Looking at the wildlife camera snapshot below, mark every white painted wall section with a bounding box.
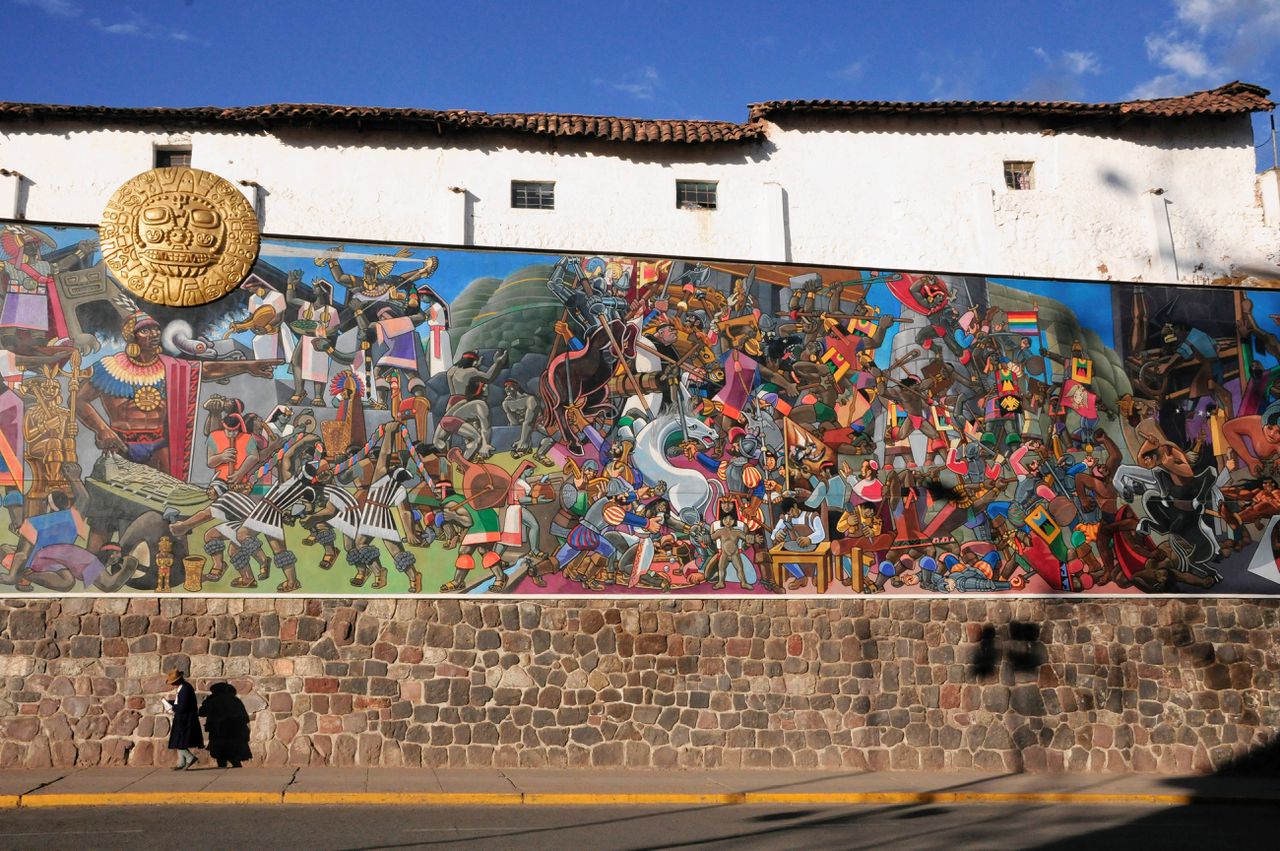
[0,111,1275,284]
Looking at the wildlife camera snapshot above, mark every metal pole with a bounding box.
[1272,114,1278,173]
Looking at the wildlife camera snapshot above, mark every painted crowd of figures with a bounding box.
[3,220,1280,596]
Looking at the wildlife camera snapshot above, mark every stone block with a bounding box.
[674,613,710,637]
[7,609,45,640]
[68,636,101,658]
[1010,684,1045,717]
[634,634,666,655]
[304,677,339,694]
[5,716,40,742]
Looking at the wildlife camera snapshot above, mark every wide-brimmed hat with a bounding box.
[165,670,184,685]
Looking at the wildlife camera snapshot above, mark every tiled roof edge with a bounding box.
[748,81,1273,122]
[0,82,1269,146]
[0,102,761,144]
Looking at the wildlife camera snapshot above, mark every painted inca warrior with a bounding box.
[75,309,199,478]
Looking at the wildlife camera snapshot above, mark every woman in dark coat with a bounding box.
[165,669,203,770]
[199,682,252,768]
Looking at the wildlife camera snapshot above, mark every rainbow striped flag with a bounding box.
[1007,310,1039,337]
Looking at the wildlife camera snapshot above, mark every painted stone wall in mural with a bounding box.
[3,219,1280,597]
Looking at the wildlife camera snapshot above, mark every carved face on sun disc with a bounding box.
[100,167,259,307]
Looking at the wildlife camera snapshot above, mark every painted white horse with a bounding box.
[633,409,719,520]
[622,323,665,417]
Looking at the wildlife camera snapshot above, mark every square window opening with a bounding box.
[512,180,555,210]
[676,180,717,210]
[1004,161,1034,190]
[155,146,192,168]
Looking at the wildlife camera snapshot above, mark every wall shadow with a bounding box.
[970,621,1048,680]
[198,681,253,768]
[1031,737,1280,849]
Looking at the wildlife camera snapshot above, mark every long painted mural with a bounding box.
[3,220,1280,597]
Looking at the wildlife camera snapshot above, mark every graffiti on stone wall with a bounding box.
[3,220,1280,596]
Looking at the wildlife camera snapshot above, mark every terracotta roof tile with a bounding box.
[0,101,761,145]
[749,82,1273,122]
[0,82,1269,147]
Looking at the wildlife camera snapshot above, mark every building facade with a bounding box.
[2,81,1277,282]
[0,84,1279,773]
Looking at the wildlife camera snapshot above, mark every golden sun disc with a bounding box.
[99,167,260,308]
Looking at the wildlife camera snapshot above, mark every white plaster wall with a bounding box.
[0,113,1275,284]
[764,113,1274,283]
[0,123,770,261]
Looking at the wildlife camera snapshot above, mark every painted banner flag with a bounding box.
[714,351,758,419]
[1070,357,1093,384]
[1007,310,1040,336]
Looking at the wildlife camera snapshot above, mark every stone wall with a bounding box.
[0,597,1276,773]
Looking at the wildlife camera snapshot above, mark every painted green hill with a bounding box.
[451,263,562,362]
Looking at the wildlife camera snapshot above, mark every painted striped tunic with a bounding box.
[356,468,413,541]
[209,490,258,542]
[242,465,318,540]
[325,485,361,539]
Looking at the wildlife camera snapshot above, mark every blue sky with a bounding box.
[3,0,1278,169]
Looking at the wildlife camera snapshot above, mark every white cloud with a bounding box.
[1175,0,1222,30]
[1062,50,1103,76]
[1172,0,1274,32]
[13,0,80,17]
[1130,0,1280,98]
[832,60,863,81]
[1024,47,1103,100]
[15,0,199,43]
[91,18,141,36]
[1128,73,1188,99]
[610,66,661,101]
[917,49,988,101]
[87,13,201,44]
[1031,47,1103,77]
[921,71,975,101]
[1145,33,1218,78]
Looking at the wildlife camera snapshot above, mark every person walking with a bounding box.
[164,669,203,770]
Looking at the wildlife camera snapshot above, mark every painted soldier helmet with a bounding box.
[606,478,636,500]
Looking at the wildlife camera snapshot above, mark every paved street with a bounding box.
[2,767,1277,849]
[0,801,1277,850]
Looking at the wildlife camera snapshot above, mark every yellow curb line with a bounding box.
[10,790,1280,808]
[523,793,745,806]
[20,792,282,808]
[742,792,1202,806]
[284,792,522,806]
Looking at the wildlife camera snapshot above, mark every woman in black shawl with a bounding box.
[164,669,203,770]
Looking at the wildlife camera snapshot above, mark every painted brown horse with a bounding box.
[540,319,638,455]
